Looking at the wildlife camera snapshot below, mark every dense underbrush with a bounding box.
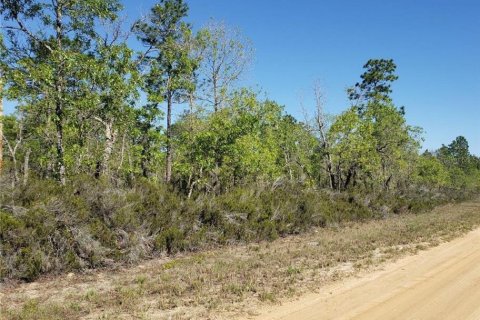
[0,176,476,282]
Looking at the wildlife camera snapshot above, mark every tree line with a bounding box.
[0,0,479,196]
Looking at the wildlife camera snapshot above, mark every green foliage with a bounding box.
[0,2,478,285]
[1,2,476,196]
[429,136,480,189]
[328,107,378,189]
[348,58,399,106]
[328,59,422,192]
[173,91,315,194]
[14,248,43,281]
[415,153,449,188]
[0,0,124,183]
[132,104,165,179]
[155,227,185,254]
[133,0,203,182]
[2,176,470,282]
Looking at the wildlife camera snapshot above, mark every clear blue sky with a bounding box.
[6,0,480,154]
[130,0,479,153]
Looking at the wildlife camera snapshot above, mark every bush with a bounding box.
[14,248,43,281]
[0,176,475,282]
[155,227,185,254]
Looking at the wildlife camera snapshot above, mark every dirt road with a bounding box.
[253,227,480,320]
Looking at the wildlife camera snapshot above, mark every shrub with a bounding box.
[155,227,185,254]
[0,176,475,282]
[14,248,43,281]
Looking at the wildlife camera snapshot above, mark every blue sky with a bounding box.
[6,0,480,154]
[129,0,479,153]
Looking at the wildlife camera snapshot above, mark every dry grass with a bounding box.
[2,199,480,320]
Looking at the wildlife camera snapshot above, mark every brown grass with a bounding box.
[2,199,480,320]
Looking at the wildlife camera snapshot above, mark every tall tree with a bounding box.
[134,0,200,182]
[134,103,164,179]
[348,59,399,111]
[330,59,418,190]
[0,0,121,184]
[328,107,378,190]
[311,82,336,189]
[437,136,472,172]
[0,33,7,175]
[447,136,471,170]
[87,36,140,178]
[198,21,253,112]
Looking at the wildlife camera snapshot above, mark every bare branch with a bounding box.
[10,17,54,53]
[197,20,254,111]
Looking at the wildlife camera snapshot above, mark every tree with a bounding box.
[348,59,399,109]
[198,21,253,112]
[328,107,378,190]
[134,104,164,179]
[134,0,200,182]
[436,136,476,189]
[0,34,4,175]
[1,114,24,186]
[415,152,449,188]
[352,59,417,189]
[446,136,471,171]
[328,59,419,190]
[173,89,314,195]
[86,36,140,178]
[0,0,121,184]
[277,114,316,183]
[309,82,336,189]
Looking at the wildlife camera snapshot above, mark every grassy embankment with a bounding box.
[2,197,480,320]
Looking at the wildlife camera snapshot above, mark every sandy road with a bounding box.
[253,227,480,320]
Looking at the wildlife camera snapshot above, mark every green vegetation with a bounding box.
[0,0,479,282]
[3,199,480,319]
[2,178,473,281]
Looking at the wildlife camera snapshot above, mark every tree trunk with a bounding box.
[117,132,126,175]
[100,120,116,177]
[213,76,219,112]
[384,174,392,190]
[165,93,173,182]
[55,101,66,185]
[5,140,19,188]
[326,158,336,189]
[55,3,66,185]
[314,97,336,190]
[319,133,335,190]
[23,148,31,187]
[284,151,293,180]
[344,169,352,190]
[343,165,357,190]
[188,180,197,199]
[141,137,149,178]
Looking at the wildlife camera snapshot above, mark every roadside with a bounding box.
[2,199,480,320]
[249,220,480,320]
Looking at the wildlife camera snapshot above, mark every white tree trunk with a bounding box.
[101,120,116,177]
